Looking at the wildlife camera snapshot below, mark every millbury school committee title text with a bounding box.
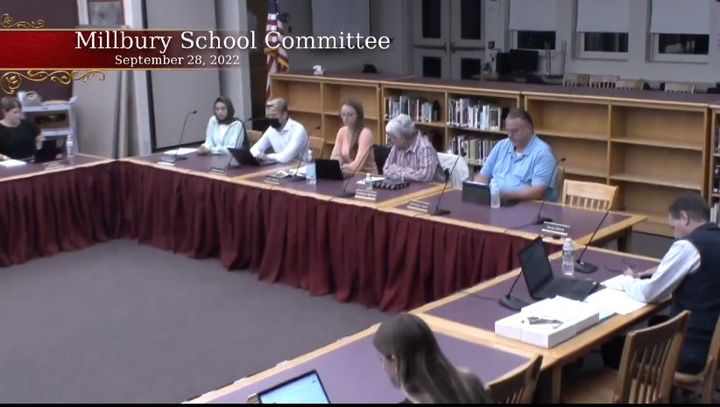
[75,30,392,54]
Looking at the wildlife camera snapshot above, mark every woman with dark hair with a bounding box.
[373,313,492,403]
[329,99,377,174]
[197,96,246,155]
[0,96,42,160]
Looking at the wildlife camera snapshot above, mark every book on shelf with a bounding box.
[712,202,719,225]
[384,96,439,123]
[714,165,720,194]
[446,98,507,131]
[449,135,499,165]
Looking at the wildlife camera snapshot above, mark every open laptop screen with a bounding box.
[518,237,554,296]
[257,370,330,404]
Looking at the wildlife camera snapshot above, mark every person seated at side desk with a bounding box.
[0,96,43,161]
[610,193,720,375]
[373,313,493,403]
[473,108,557,202]
[250,97,308,164]
[383,114,444,183]
[330,99,377,174]
[197,96,246,155]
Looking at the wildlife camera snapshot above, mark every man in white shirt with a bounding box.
[250,98,308,163]
[609,193,720,375]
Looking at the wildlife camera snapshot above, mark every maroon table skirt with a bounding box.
[253,187,553,312]
[3,160,562,312]
[114,161,271,270]
[0,162,120,266]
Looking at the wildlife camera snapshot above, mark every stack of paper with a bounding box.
[0,159,27,168]
[162,147,197,156]
[584,288,647,316]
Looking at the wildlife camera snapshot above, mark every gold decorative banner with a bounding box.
[0,13,45,29]
[0,70,106,95]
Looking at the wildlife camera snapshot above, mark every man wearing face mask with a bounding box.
[249,98,308,164]
[608,192,720,376]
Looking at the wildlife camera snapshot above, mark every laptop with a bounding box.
[34,138,67,163]
[519,237,600,302]
[227,148,276,167]
[461,180,518,207]
[250,370,330,404]
[315,158,351,180]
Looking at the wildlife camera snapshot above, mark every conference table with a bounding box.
[0,154,118,267]
[3,152,646,312]
[413,246,664,402]
[187,318,537,403]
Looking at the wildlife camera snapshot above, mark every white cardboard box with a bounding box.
[494,296,600,348]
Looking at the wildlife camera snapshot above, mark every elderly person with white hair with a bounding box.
[382,114,445,183]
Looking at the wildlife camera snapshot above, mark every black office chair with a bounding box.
[373,145,391,175]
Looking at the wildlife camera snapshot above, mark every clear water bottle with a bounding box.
[562,238,575,277]
[66,135,74,156]
[305,149,316,185]
[364,173,374,191]
[490,178,500,209]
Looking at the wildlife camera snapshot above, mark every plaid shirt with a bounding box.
[383,133,444,183]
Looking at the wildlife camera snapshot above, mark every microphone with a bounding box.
[286,133,311,183]
[166,110,198,164]
[574,208,611,274]
[532,157,566,225]
[430,154,462,216]
[337,144,376,198]
[498,270,531,311]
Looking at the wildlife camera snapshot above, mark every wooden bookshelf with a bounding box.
[271,72,716,236]
[271,72,396,157]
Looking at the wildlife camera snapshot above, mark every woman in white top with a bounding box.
[197,96,246,155]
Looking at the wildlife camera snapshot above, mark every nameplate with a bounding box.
[209,166,229,176]
[264,174,282,185]
[156,160,175,167]
[44,161,69,171]
[406,199,431,214]
[158,155,178,164]
[541,221,570,238]
[354,189,377,202]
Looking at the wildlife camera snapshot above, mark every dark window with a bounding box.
[657,34,709,55]
[516,31,556,50]
[460,0,482,40]
[422,0,441,39]
[422,57,442,78]
[583,32,628,53]
[460,58,482,80]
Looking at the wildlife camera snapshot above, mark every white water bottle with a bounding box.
[305,149,316,185]
[562,238,575,277]
[490,178,500,209]
[66,135,74,156]
[364,173,374,191]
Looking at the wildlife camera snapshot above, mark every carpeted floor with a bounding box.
[0,240,387,403]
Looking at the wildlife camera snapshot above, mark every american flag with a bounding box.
[264,0,289,99]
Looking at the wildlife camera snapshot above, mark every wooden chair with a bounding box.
[563,311,690,403]
[486,355,543,403]
[246,129,263,144]
[308,136,325,159]
[561,180,618,211]
[673,318,720,403]
[614,79,644,91]
[562,73,589,87]
[664,82,696,93]
[589,74,619,89]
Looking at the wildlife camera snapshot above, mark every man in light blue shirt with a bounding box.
[474,108,557,202]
